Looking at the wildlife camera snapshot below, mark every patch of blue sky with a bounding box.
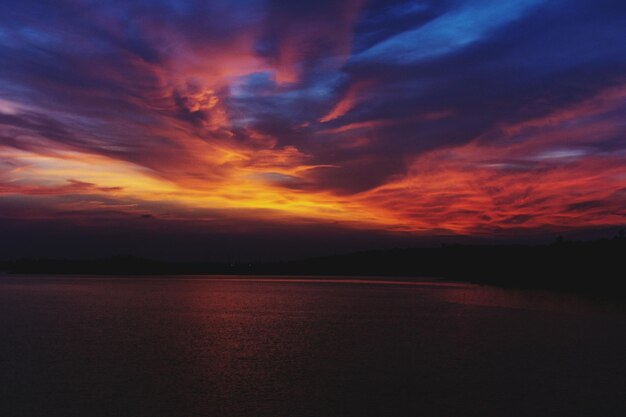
[482,16,626,78]
[387,1,431,17]
[231,70,343,105]
[364,1,430,24]
[18,27,63,48]
[354,0,545,64]
[0,28,21,50]
[260,75,346,123]
[229,71,276,99]
[149,0,265,27]
[156,0,195,15]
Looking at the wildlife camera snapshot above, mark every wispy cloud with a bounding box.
[1,0,626,250]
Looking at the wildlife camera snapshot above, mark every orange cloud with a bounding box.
[320,109,454,134]
[320,80,374,122]
[355,83,626,234]
[3,5,626,243]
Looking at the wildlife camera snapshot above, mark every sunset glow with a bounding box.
[2,0,626,258]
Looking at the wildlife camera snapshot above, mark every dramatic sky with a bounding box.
[1,0,626,259]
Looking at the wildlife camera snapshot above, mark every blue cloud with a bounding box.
[355,0,546,64]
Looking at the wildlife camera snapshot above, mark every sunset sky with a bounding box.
[1,0,626,259]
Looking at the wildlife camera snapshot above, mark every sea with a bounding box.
[2,276,625,417]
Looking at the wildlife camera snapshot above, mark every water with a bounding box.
[1,276,625,417]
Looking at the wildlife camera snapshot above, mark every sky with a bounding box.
[1,0,626,260]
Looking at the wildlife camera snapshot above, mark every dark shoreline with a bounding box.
[2,236,625,298]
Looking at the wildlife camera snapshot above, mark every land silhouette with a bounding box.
[2,233,625,297]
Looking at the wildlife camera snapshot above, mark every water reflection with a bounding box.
[438,283,625,314]
[1,276,625,417]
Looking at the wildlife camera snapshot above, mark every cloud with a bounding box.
[356,82,626,233]
[258,0,364,84]
[319,80,373,122]
[354,0,545,64]
[1,0,626,258]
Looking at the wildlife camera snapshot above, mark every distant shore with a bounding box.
[2,236,625,298]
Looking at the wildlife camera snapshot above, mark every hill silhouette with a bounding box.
[2,233,625,296]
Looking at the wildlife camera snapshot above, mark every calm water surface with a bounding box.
[1,276,625,417]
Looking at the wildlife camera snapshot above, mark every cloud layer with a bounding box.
[2,0,626,256]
